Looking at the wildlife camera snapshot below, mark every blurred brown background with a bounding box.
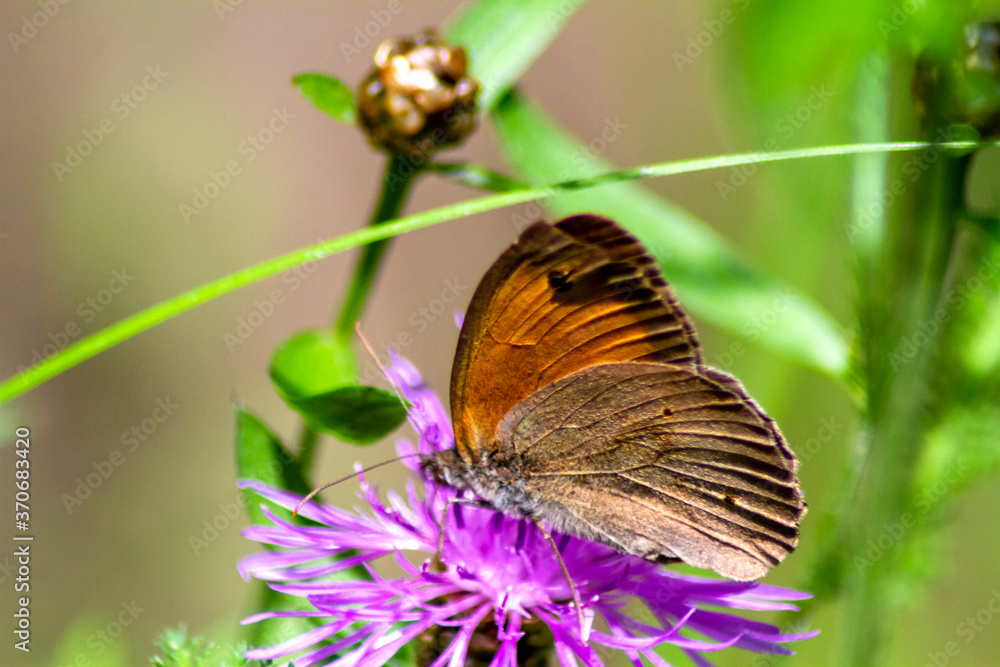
[1,1,998,666]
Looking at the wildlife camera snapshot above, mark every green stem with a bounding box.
[297,424,319,472]
[248,584,282,648]
[334,153,420,344]
[248,154,422,638]
[841,138,970,665]
[780,56,892,647]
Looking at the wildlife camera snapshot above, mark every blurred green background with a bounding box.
[2,1,999,665]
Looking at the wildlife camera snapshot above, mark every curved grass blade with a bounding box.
[2,141,985,402]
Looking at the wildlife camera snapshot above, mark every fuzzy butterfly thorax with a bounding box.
[421,445,535,516]
[433,214,805,581]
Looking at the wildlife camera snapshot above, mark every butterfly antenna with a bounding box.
[533,518,588,645]
[292,324,437,517]
[355,323,408,405]
[292,454,419,516]
[354,322,435,448]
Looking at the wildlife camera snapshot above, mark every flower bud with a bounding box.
[357,30,479,156]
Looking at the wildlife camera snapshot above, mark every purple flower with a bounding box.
[239,354,818,666]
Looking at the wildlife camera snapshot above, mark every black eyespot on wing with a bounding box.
[547,270,572,292]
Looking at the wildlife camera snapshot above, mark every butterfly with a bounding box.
[423,214,805,581]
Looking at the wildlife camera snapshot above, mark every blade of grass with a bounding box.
[446,0,588,111]
[1,140,986,403]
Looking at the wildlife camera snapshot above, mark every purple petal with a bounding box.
[243,620,347,660]
[294,625,373,667]
[239,353,819,666]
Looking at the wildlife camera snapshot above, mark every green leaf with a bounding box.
[870,405,1000,611]
[491,91,849,378]
[235,408,310,525]
[427,161,527,192]
[447,0,588,111]
[964,293,1000,378]
[292,73,355,124]
[292,385,407,445]
[270,329,404,443]
[916,406,1000,499]
[235,412,373,655]
[270,329,356,398]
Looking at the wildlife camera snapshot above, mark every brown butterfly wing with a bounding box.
[494,362,805,580]
[451,215,702,462]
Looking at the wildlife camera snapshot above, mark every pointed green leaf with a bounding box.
[427,161,527,192]
[292,385,407,445]
[293,73,355,124]
[235,408,309,525]
[447,0,588,110]
[491,91,849,377]
[235,414,371,650]
[270,330,404,443]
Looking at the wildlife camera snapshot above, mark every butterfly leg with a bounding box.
[434,495,493,571]
[532,518,588,645]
